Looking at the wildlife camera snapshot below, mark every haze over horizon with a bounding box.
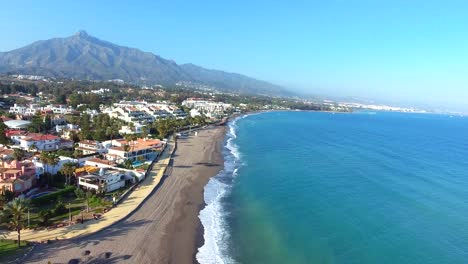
[2,0,468,112]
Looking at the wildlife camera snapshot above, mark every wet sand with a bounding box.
[22,126,225,264]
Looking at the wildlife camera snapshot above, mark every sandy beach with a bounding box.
[21,126,226,264]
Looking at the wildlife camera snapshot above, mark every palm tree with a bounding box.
[124,134,138,153]
[38,209,51,227]
[106,123,119,146]
[73,149,83,158]
[48,152,60,170]
[156,119,169,138]
[39,151,51,175]
[39,152,60,185]
[85,191,93,213]
[60,162,76,185]
[141,125,149,139]
[12,148,26,161]
[48,153,60,185]
[1,198,30,247]
[130,134,138,152]
[128,122,135,133]
[123,144,130,153]
[123,159,133,169]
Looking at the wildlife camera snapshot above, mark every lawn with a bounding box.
[27,196,112,228]
[0,239,29,260]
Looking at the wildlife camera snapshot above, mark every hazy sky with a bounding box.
[2,1,468,111]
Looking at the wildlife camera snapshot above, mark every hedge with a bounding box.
[31,186,76,205]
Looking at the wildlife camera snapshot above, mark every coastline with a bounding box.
[160,125,227,264]
[21,125,227,264]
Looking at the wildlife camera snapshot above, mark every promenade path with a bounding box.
[6,142,174,243]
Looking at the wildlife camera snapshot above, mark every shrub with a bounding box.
[74,188,85,199]
[38,209,52,226]
[54,201,67,215]
[32,186,76,206]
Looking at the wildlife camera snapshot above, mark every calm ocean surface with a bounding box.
[197,111,468,264]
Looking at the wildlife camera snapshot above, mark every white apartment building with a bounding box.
[182,98,232,117]
[75,140,108,155]
[104,106,154,124]
[45,104,75,115]
[9,104,40,116]
[102,101,187,125]
[142,105,170,119]
[9,104,76,116]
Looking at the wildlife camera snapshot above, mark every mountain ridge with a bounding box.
[0,31,292,96]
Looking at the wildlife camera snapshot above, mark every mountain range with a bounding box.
[0,30,291,96]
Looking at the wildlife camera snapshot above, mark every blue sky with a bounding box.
[2,0,468,111]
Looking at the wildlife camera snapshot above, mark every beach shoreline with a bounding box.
[21,125,227,264]
[161,125,226,264]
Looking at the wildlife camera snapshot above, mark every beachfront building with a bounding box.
[77,169,127,193]
[75,140,108,155]
[105,138,164,163]
[85,158,117,168]
[103,101,186,123]
[182,98,232,118]
[142,105,170,119]
[0,160,36,193]
[104,106,154,125]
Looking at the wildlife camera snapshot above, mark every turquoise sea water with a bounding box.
[197,111,468,264]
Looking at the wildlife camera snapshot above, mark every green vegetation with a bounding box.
[0,239,28,259]
[150,116,207,138]
[27,113,53,133]
[59,162,77,186]
[39,151,60,175]
[31,186,75,206]
[0,119,9,145]
[0,198,30,247]
[0,190,14,208]
[12,148,26,161]
[75,113,123,141]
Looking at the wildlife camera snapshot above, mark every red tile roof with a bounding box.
[25,134,60,141]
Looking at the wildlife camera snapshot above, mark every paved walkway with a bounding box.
[6,143,174,242]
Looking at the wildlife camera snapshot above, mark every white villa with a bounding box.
[105,138,164,163]
[75,140,108,155]
[78,169,130,193]
[17,133,61,151]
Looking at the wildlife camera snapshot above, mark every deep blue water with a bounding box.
[197,111,468,264]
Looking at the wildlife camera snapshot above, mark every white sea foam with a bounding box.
[196,117,243,264]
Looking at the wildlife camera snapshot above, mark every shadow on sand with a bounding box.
[25,219,151,263]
